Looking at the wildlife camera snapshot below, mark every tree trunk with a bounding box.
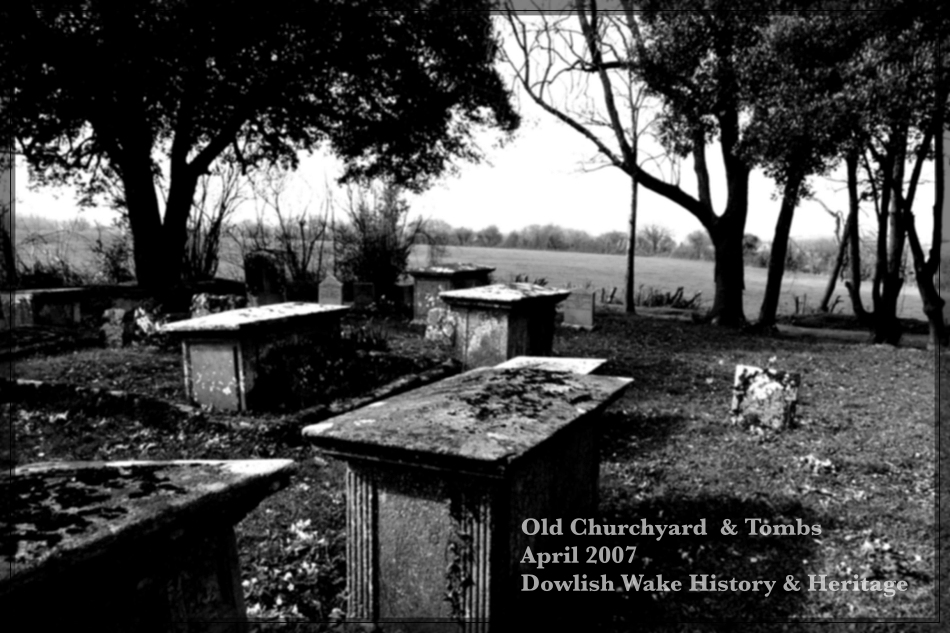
[709,217,747,327]
[123,157,197,293]
[123,165,167,291]
[758,172,804,328]
[819,218,850,313]
[872,133,908,345]
[625,174,637,314]
[843,152,870,322]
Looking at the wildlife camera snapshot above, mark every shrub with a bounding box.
[334,182,441,300]
[90,221,135,283]
[634,285,703,310]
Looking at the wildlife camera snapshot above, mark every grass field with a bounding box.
[412,245,926,320]
[15,224,925,321]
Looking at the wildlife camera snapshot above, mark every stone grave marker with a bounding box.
[407,263,495,322]
[161,302,349,411]
[319,274,344,305]
[494,355,606,374]
[561,289,595,330]
[244,251,286,307]
[1,459,294,631]
[730,364,801,431]
[303,366,632,630]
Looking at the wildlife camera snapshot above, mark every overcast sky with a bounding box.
[13,15,938,246]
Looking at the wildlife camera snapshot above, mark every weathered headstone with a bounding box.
[101,308,130,348]
[407,263,495,322]
[303,367,632,630]
[319,274,344,305]
[0,292,34,329]
[439,283,571,369]
[730,364,801,430]
[561,290,595,330]
[353,282,376,308]
[2,459,294,631]
[244,251,286,307]
[424,307,457,345]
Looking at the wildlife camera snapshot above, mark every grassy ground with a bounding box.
[5,310,936,629]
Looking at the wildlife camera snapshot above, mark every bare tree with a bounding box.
[502,7,676,315]
[240,168,331,288]
[183,157,248,281]
[638,224,675,255]
[503,3,767,326]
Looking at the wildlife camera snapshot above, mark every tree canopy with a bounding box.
[2,1,520,289]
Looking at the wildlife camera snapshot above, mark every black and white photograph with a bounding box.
[1,1,946,630]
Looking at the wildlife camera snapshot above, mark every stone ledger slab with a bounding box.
[1,459,295,632]
[493,356,606,374]
[161,302,349,411]
[439,283,571,370]
[303,366,632,631]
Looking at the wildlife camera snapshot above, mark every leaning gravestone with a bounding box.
[730,364,801,431]
[244,251,286,307]
[561,289,595,330]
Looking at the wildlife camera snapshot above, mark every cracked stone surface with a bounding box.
[1,459,295,591]
[303,367,632,474]
[730,364,801,430]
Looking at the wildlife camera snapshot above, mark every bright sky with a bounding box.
[12,15,937,247]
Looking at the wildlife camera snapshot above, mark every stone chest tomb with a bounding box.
[439,283,571,370]
[161,302,349,411]
[303,366,632,631]
[407,263,495,323]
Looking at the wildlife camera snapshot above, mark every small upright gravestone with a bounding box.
[731,364,801,431]
[319,274,344,305]
[244,251,287,307]
[560,289,595,330]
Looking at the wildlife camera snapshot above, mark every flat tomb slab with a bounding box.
[2,459,294,630]
[439,283,570,308]
[494,356,606,374]
[303,367,631,475]
[161,301,349,335]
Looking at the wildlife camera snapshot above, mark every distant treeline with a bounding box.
[15,213,891,283]
[424,219,890,281]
